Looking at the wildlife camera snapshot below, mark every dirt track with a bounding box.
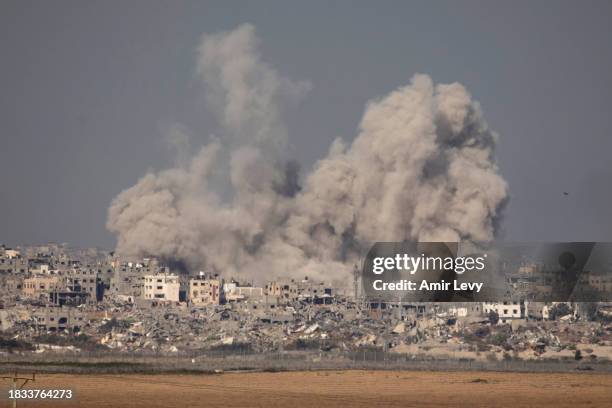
[2,370,611,407]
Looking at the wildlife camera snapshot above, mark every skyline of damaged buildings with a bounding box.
[2,242,611,322]
[0,242,339,310]
[1,242,611,361]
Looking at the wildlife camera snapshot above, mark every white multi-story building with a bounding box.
[143,274,180,302]
[482,300,525,324]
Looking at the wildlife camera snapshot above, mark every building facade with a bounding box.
[189,278,220,305]
[143,274,180,302]
[483,300,525,324]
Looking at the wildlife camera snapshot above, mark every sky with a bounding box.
[1,0,611,249]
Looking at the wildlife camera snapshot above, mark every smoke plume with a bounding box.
[107,24,508,284]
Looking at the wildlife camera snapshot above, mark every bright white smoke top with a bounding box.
[107,24,508,284]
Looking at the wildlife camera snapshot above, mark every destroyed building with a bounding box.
[483,301,526,324]
[33,307,86,333]
[189,276,220,305]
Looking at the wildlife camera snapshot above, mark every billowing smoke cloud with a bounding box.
[196,23,311,155]
[107,24,508,284]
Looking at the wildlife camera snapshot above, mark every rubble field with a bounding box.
[2,300,612,373]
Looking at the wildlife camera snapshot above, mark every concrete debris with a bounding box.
[392,322,405,334]
[0,298,610,363]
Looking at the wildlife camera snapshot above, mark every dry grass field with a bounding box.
[2,370,611,407]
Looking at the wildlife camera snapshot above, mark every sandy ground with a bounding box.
[1,370,611,408]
